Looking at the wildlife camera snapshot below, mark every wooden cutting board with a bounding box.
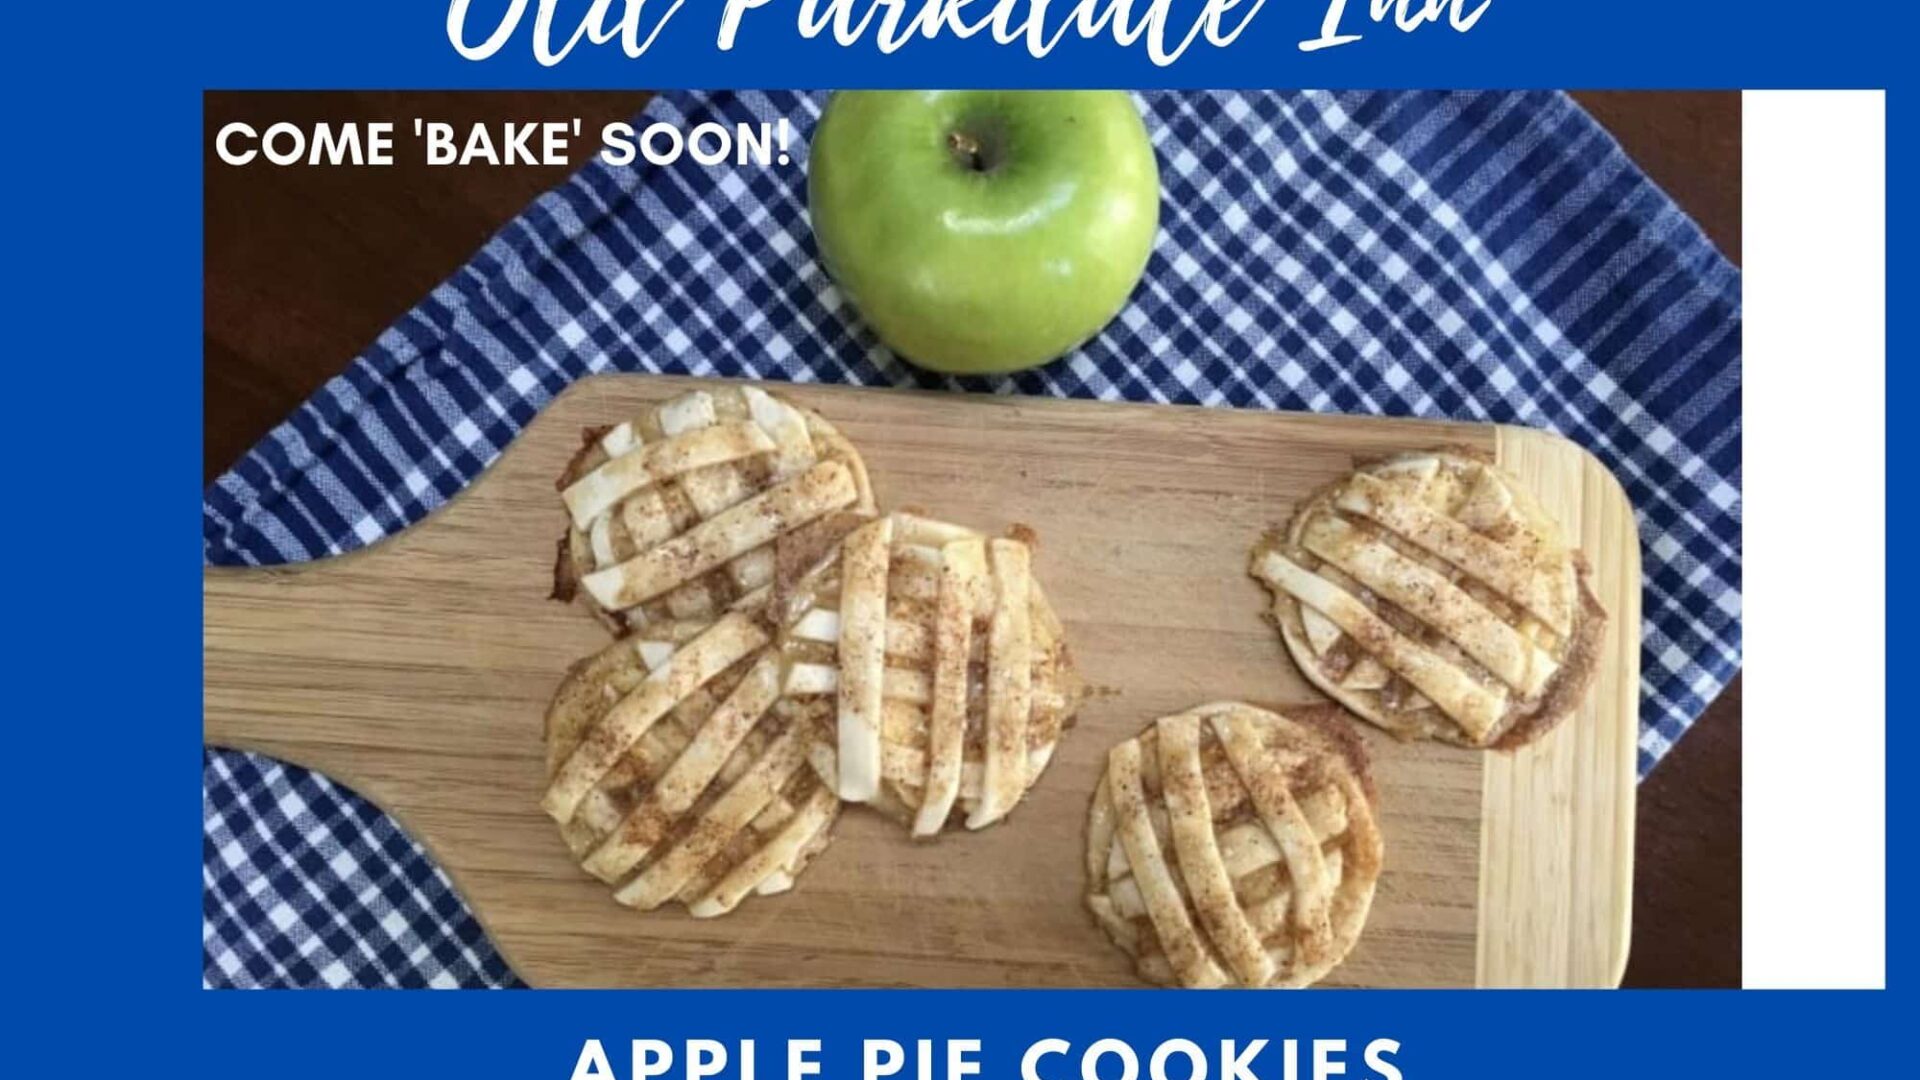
[204,374,1639,988]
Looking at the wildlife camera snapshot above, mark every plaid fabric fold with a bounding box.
[203,90,1741,987]
[204,749,520,988]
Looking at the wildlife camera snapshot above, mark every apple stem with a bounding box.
[947,130,986,172]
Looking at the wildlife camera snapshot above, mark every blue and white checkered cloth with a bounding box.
[204,90,1741,988]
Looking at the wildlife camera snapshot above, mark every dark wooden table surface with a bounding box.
[204,90,1741,987]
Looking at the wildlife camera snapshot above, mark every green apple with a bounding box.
[808,90,1160,375]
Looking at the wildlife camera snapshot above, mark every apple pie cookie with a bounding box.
[551,385,876,637]
[541,611,841,916]
[1085,702,1383,989]
[779,512,1085,835]
[1251,449,1604,750]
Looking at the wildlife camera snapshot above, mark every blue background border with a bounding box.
[10,1,1900,1074]
[189,1,1899,89]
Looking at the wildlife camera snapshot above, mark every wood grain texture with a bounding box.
[203,374,1638,988]
[1478,428,1641,987]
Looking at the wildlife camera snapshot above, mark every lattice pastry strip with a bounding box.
[551,386,876,636]
[541,611,840,917]
[1085,703,1383,989]
[778,512,1084,836]
[1251,449,1605,750]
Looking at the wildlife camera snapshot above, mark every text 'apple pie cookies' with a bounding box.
[1251,449,1605,750]
[1085,702,1383,989]
[780,512,1086,836]
[541,612,840,917]
[551,386,876,636]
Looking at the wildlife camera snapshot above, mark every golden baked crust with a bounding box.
[1250,448,1605,750]
[1085,702,1383,989]
[778,512,1085,836]
[540,613,840,917]
[550,386,876,637]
